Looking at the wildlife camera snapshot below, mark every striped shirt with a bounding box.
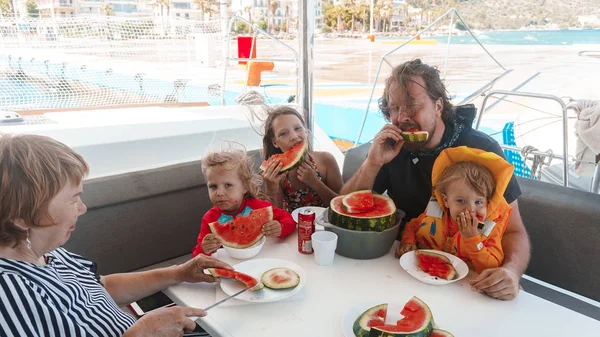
[0,247,136,336]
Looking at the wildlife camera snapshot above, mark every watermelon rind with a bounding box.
[329,194,396,232]
[415,250,452,264]
[341,190,375,214]
[415,250,457,280]
[260,268,300,289]
[352,303,388,337]
[259,141,308,172]
[400,131,429,143]
[368,296,434,337]
[208,207,273,249]
[430,329,455,337]
[206,268,263,292]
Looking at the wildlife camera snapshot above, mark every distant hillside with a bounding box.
[453,0,600,29]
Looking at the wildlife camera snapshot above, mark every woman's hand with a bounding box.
[175,254,232,284]
[457,211,479,238]
[261,160,285,190]
[201,234,222,255]
[395,244,417,258]
[126,306,205,337]
[297,162,320,189]
[262,220,282,237]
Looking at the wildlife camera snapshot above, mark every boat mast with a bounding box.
[298,0,315,134]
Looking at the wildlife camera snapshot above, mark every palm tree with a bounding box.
[281,0,291,33]
[156,0,171,17]
[268,0,279,33]
[194,0,214,21]
[101,4,112,16]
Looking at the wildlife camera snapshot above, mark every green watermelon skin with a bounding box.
[352,304,388,337]
[329,194,396,232]
[367,297,434,337]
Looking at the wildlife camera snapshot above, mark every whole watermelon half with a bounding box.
[208,206,273,249]
[329,193,396,232]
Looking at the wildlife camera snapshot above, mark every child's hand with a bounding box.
[457,211,479,238]
[262,220,282,237]
[262,160,285,188]
[297,162,319,188]
[395,244,417,258]
[201,234,222,254]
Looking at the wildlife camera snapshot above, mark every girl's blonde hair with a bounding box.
[434,161,496,201]
[0,134,89,247]
[262,106,313,160]
[201,150,267,200]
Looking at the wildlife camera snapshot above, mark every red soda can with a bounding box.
[297,209,316,254]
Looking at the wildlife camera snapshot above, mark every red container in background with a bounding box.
[298,209,315,254]
[237,36,257,65]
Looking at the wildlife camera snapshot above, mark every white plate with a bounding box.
[291,206,326,223]
[220,258,306,303]
[399,249,469,285]
[341,301,406,337]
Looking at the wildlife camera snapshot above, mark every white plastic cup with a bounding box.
[311,231,338,266]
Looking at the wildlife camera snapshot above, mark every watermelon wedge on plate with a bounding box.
[207,268,264,291]
[259,141,308,172]
[399,250,468,285]
[352,297,434,337]
[208,206,273,249]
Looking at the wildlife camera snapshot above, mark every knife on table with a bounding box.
[203,287,250,312]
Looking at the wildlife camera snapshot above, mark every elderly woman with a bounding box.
[0,134,231,336]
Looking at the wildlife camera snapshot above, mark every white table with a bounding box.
[166,232,600,336]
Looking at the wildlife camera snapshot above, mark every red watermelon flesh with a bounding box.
[415,250,457,280]
[368,297,434,337]
[430,329,455,337]
[341,190,375,214]
[331,194,394,218]
[208,207,273,249]
[259,141,308,172]
[207,268,263,291]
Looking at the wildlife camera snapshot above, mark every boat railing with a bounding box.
[477,90,571,188]
[221,16,299,106]
[354,8,510,146]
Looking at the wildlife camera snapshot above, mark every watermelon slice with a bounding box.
[207,268,264,291]
[368,297,434,337]
[259,141,308,172]
[329,193,396,232]
[415,250,457,280]
[208,206,273,249]
[430,329,455,337]
[352,303,388,337]
[341,190,375,214]
[260,268,300,289]
[400,128,429,143]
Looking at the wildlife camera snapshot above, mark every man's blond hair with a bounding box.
[0,134,89,246]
